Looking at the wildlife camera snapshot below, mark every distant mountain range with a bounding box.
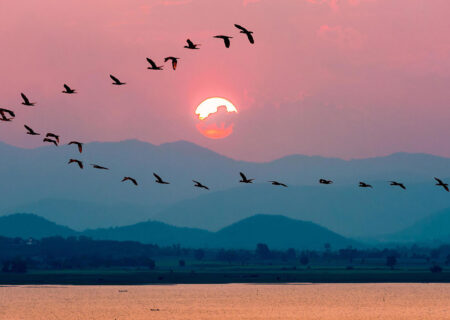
[0,140,449,236]
[0,213,358,250]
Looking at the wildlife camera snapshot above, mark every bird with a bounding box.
[213,35,233,48]
[359,182,373,188]
[46,133,60,143]
[91,164,109,170]
[184,39,200,49]
[234,24,254,44]
[164,57,179,70]
[24,125,40,135]
[68,141,83,153]
[122,177,138,186]
[0,112,12,122]
[68,159,83,169]
[319,179,333,185]
[269,181,287,187]
[110,74,126,85]
[21,93,35,106]
[390,181,406,190]
[193,180,209,190]
[153,173,170,184]
[146,58,163,70]
[434,177,449,192]
[239,172,254,183]
[43,138,58,146]
[0,108,15,118]
[62,84,76,94]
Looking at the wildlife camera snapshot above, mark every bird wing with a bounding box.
[78,161,84,169]
[435,177,443,184]
[186,39,194,46]
[24,125,33,133]
[234,24,247,32]
[246,33,255,44]
[240,172,247,180]
[21,93,29,104]
[130,178,138,185]
[153,173,162,182]
[445,185,449,192]
[224,37,231,48]
[64,84,71,91]
[164,57,170,62]
[172,60,177,70]
[193,180,200,185]
[110,75,120,83]
[400,184,406,190]
[146,58,157,68]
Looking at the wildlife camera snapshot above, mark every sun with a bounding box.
[195,97,238,139]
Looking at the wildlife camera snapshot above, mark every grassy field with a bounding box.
[1,265,449,285]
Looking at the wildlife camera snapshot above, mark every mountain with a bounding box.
[154,182,450,237]
[0,213,357,250]
[387,208,450,243]
[0,213,76,238]
[209,214,358,250]
[1,140,450,234]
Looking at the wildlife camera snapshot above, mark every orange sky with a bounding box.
[1,0,449,161]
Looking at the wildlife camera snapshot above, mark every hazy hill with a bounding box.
[209,214,358,250]
[1,140,449,233]
[387,208,450,243]
[0,213,76,239]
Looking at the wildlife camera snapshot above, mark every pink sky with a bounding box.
[1,0,449,161]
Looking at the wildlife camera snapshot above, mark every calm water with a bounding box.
[1,283,450,319]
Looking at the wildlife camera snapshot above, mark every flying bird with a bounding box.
[68,141,83,153]
[193,180,209,190]
[213,35,233,48]
[46,133,60,143]
[164,57,179,70]
[239,172,254,184]
[359,182,373,188]
[110,74,126,85]
[122,177,138,186]
[24,125,40,135]
[184,39,200,49]
[0,108,15,118]
[146,58,163,70]
[434,177,449,192]
[21,93,35,106]
[91,164,109,170]
[0,112,12,122]
[68,159,83,169]
[234,24,254,44]
[43,138,58,146]
[390,181,406,190]
[319,179,333,185]
[153,173,170,184]
[62,84,76,94]
[269,181,287,187]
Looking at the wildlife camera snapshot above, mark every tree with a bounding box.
[194,249,205,261]
[386,255,397,269]
[256,243,271,260]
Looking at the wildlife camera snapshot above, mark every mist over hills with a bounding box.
[0,140,449,236]
[0,213,357,250]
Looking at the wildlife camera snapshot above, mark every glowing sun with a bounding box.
[195,97,238,139]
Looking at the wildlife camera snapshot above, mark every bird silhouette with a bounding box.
[122,177,138,186]
[390,181,406,190]
[68,141,83,153]
[110,74,126,85]
[146,58,163,70]
[62,84,76,94]
[239,172,254,183]
[234,24,254,44]
[184,39,200,49]
[359,182,373,188]
[91,164,109,170]
[0,109,15,121]
[193,180,209,190]
[0,112,12,122]
[319,179,333,185]
[43,138,58,146]
[154,173,170,184]
[24,125,40,135]
[21,93,35,106]
[213,35,233,48]
[269,181,287,187]
[46,133,60,143]
[434,177,449,192]
[164,57,179,70]
[68,159,83,169]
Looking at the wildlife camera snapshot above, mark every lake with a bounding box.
[0,283,449,319]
